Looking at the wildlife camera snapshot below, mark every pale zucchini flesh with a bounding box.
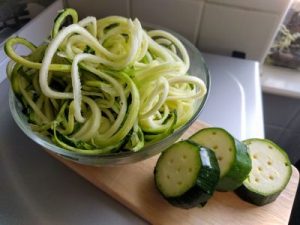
[244,139,291,195]
[155,141,201,197]
[236,138,292,206]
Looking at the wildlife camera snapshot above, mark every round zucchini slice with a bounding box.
[154,141,220,209]
[189,127,252,191]
[235,138,292,206]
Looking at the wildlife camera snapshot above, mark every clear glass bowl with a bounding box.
[9,29,210,166]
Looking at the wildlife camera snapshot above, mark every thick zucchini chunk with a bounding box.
[235,138,292,206]
[189,127,252,191]
[154,141,220,209]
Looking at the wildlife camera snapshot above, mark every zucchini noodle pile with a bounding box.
[5,8,207,155]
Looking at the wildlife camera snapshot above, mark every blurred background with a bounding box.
[0,0,53,42]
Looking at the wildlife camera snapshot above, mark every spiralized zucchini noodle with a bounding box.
[5,8,207,155]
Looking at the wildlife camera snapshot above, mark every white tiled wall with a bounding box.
[67,0,130,18]
[66,0,292,63]
[206,0,291,14]
[131,0,204,43]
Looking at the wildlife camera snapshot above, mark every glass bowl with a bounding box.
[9,28,210,166]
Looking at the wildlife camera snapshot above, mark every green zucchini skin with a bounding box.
[154,141,220,209]
[216,138,252,191]
[235,185,281,206]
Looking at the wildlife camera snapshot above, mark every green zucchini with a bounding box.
[189,127,252,191]
[235,138,292,206]
[143,111,177,142]
[154,141,220,209]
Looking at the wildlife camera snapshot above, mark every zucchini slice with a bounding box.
[154,141,220,209]
[235,138,292,206]
[189,127,252,191]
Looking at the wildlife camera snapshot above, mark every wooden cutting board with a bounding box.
[53,120,299,225]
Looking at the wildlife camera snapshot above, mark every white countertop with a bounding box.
[261,64,300,99]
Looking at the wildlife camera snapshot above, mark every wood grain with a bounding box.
[53,120,299,225]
